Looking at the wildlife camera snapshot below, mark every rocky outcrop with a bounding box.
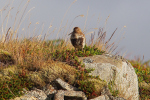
[79,54,139,100]
[12,78,87,100]
[12,54,139,100]
[12,78,126,100]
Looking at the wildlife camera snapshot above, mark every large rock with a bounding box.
[79,54,139,100]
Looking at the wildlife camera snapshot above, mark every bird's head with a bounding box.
[68,27,82,35]
[73,27,81,33]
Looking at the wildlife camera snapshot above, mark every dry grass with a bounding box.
[0,0,126,99]
[0,0,120,86]
[0,0,118,69]
[0,37,77,87]
[0,0,77,86]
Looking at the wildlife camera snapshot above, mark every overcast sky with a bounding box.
[0,0,150,61]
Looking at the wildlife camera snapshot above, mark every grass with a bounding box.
[0,39,106,99]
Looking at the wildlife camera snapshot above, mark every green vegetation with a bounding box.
[129,59,150,99]
[108,81,119,97]
[52,45,104,66]
[0,69,34,99]
[52,45,105,98]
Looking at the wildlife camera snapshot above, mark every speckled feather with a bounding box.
[70,27,86,50]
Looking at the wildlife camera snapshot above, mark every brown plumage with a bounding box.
[69,27,85,51]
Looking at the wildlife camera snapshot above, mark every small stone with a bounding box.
[55,78,79,91]
[54,90,87,100]
[13,96,38,100]
[83,58,93,63]
[44,84,57,100]
[89,95,109,100]
[25,88,47,100]
[43,84,57,95]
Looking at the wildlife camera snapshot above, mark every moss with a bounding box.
[84,78,107,98]
[41,62,77,83]
[0,66,20,81]
[139,81,150,99]
[0,49,15,65]
[0,66,19,76]
[0,49,10,55]
[28,72,46,88]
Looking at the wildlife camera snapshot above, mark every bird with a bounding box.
[69,27,86,51]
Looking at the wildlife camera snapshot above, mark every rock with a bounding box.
[89,95,109,100]
[24,88,47,100]
[83,58,94,63]
[12,87,56,100]
[43,84,57,100]
[13,96,38,100]
[55,78,79,91]
[54,90,87,100]
[101,86,112,98]
[43,84,57,95]
[11,78,126,100]
[79,54,139,100]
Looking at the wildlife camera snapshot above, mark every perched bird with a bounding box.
[69,27,86,51]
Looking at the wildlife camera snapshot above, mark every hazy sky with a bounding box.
[0,0,150,61]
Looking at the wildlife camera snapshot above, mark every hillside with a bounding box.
[0,39,149,99]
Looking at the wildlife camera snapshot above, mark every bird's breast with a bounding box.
[70,33,84,39]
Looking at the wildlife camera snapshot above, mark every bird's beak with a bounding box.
[68,33,72,36]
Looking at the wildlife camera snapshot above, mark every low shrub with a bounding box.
[0,69,34,99]
[129,59,150,99]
